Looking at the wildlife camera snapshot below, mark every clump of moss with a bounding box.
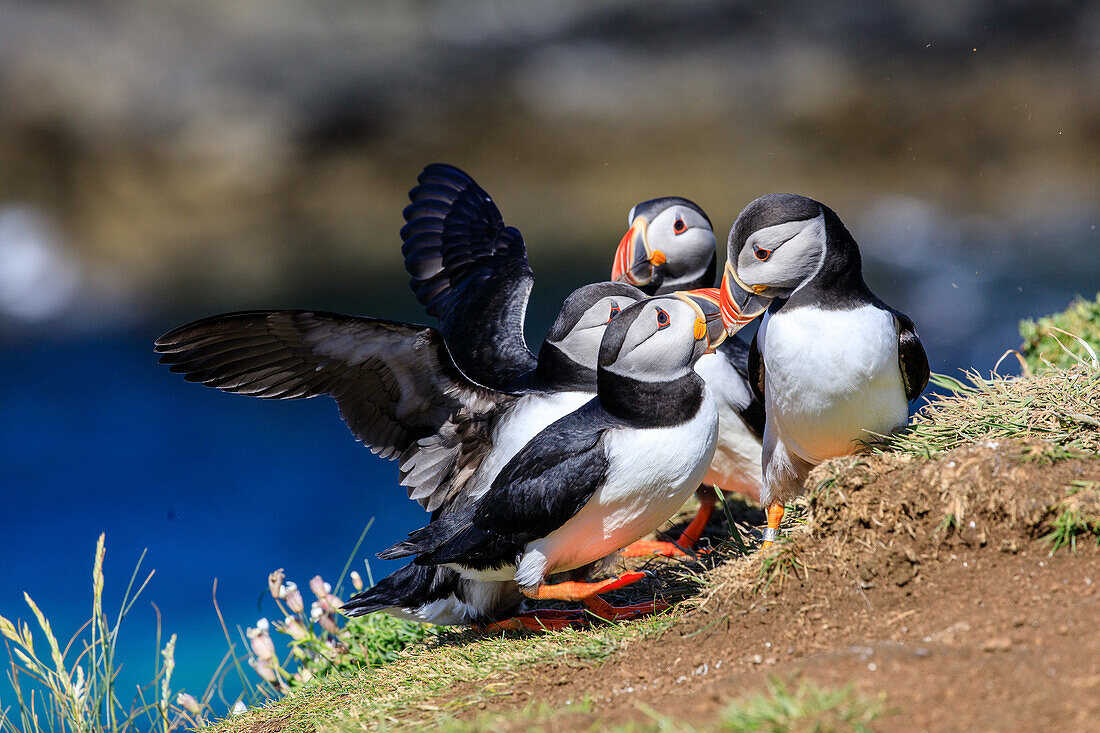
[1020,293,1100,372]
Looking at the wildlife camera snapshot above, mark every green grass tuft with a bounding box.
[1041,481,1100,556]
[341,613,438,669]
[1020,293,1100,372]
[883,365,1099,459]
[754,536,805,595]
[719,676,887,732]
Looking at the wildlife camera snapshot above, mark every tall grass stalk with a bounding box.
[0,534,211,732]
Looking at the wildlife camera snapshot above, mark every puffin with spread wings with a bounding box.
[380,293,724,622]
[156,165,725,628]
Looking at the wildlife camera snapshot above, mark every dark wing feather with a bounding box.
[155,310,510,510]
[747,331,766,407]
[383,402,611,570]
[893,311,930,403]
[401,164,537,390]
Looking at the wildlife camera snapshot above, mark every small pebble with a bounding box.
[980,637,1013,652]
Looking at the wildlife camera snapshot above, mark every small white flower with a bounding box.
[309,575,327,599]
[283,616,309,641]
[285,585,305,615]
[350,571,364,592]
[310,601,323,622]
[231,700,247,715]
[249,656,280,685]
[72,665,86,707]
[268,569,285,599]
[256,618,270,633]
[176,692,202,715]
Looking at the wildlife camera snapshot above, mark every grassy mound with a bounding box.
[209,357,1100,732]
[1019,293,1100,372]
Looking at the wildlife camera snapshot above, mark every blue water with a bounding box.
[0,333,426,710]
[1,226,1096,716]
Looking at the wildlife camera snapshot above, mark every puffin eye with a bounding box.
[655,308,670,330]
[607,304,620,322]
[673,217,687,235]
[754,245,771,261]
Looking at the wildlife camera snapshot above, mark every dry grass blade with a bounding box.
[886,365,1100,458]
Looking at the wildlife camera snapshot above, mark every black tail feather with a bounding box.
[376,508,473,561]
[341,564,459,618]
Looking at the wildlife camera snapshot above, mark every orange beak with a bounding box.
[674,287,727,353]
[611,218,665,286]
[719,262,772,335]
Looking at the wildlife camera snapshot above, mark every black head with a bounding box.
[725,193,865,302]
[597,295,712,381]
[535,282,646,388]
[612,197,717,295]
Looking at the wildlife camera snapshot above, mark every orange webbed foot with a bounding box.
[622,488,717,558]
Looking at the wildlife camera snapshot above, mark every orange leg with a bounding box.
[761,503,785,548]
[621,488,718,558]
[488,572,663,630]
[525,571,665,624]
[475,608,586,633]
[524,571,648,601]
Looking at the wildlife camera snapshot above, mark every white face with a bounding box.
[644,205,715,280]
[604,298,706,381]
[554,295,635,369]
[735,212,827,295]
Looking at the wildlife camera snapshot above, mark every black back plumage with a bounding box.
[401,164,537,390]
[380,399,613,570]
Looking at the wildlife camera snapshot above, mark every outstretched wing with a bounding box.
[401,163,538,390]
[155,310,510,510]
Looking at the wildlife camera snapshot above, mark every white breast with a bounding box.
[466,391,592,500]
[694,351,763,497]
[762,305,908,464]
[517,390,719,583]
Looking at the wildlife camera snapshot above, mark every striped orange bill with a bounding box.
[675,287,726,351]
[719,263,770,334]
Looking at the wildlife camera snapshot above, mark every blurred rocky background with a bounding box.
[1,1,1097,709]
[0,0,1096,353]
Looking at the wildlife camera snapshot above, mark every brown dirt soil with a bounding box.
[441,440,1100,731]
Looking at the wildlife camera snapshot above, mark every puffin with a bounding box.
[155,165,650,626]
[610,198,766,557]
[342,165,731,627]
[612,197,717,294]
[378,292,725,626]
[718,193,930,546]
